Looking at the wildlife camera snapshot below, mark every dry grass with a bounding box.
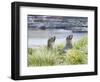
[28,36,88,66]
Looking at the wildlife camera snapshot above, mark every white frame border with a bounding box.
[20,6,95,76]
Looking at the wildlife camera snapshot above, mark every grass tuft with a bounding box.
[28,36,88,66]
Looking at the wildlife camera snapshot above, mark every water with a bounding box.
[28,29,87,48]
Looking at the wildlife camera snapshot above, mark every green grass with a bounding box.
[28,36,88,66]
[65,49,87,64]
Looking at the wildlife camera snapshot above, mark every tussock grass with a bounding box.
[28,36,88,66]
[65,49,87,65]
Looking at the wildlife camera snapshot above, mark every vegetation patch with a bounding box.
[28,36,88,66]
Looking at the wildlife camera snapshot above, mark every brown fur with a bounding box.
[47,36,56,49]
[66,35,73,49]
[63,35,73,53]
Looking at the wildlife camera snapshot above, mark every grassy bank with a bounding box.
[28,36,88,66]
